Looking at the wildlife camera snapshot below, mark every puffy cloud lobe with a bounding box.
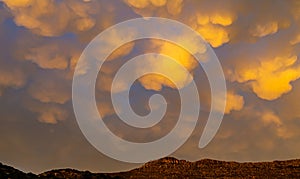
[192,11,236,47]
[124,0,233,47]
[89,31,203,92]
[250,22,278,37]
[229,55,300,100]
[2,0,98,36]
[210,13,235,26]
[28,102,69,124]
[290,33,300,45]
[261,111,293,139]
[196,24,230,48]
[25,43,70,70]
[261,111,282,126]
[126,0,166,8]
[37,106,68,124]
[107,42,135,62]
[124,0,183,16]
[166,0,183,16]
[225,92,244,114]
[75,28,136,78]
[138,40,199,91]
[2,0,32,7]
[212,91,244,115]
[0,65,27,96]
[27,72,71,104]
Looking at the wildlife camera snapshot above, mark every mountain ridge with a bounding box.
[2,157,300,178]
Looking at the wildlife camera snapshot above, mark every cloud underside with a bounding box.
[1,0,300,172]
[0,0,299,129]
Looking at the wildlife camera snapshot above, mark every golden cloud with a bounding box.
[196,24,230,48]
[2,0,98,36]
[225,92,244,114]
[250,22,278,37]
[27,73,71,104]
[25,44,70,70]
[229,55,300,100]
[261,111,294,139]
[29,103,69,124]
[124,0,183,16]
[137,40,199,91]
[0,64,27,96]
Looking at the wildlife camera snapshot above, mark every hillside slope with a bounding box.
[2,157,300,178]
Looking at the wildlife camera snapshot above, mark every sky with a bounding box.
[1,0,300,174]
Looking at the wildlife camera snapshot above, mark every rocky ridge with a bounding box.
[2,157,300,178]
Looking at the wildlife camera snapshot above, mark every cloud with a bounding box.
[228,55,300,100]
[2,0,300,173]
[2,0,106,36]
[261,111,282,126]
[125,0,166,8]
[260,111,294,139]
[250,21,278,37]
[24,41,76,70]
[225,92,244,114]
[36,105,68,124]
[0,63,27,96]
[27,72,71,104]
[290,33,300,45]
[107,41,135,61]
[124,0,234,47]
[196,24,230,48]
[137,40,199,91]
[192,10,236,47]
[124,0,183,16]
[28,102,69,124]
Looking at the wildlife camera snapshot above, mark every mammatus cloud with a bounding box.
[1,0,299,120]
[137,40,199,91]
[225,92,244,114]
[250,21,279,37]
[27,73,71,104]
[124,0,233,47]
[23,39,80,70]
[0,70,26,96]
[2,0,300,173]
[260,110,293,139]
[2,0,97,36]
[192,11,235,47]
[228,55,300,100]
[124,0,183,16]
[0,64,27,96]
[27,101,69,124]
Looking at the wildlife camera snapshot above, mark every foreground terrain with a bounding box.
[1,157,300,178]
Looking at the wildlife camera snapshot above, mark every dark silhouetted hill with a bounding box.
[2,157,300,178]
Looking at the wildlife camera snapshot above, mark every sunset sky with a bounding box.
[1,0,300,174]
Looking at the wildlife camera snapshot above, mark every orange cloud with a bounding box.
[25,44,70,70]
[124,0,183,16]
[261,111,282,126]
[196,24,230,48]
[261,111,293,139]
[2,0,99,36]
[29,103,69,124]
[210,13,235,26]
[225,92,244,114]
[137,40,200,91]
[27,73,71,104]
[290,32,300,45]
[0,64,27,96]
[229,55,300,100]
[193,11,235,47]
[250,22,278,37]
